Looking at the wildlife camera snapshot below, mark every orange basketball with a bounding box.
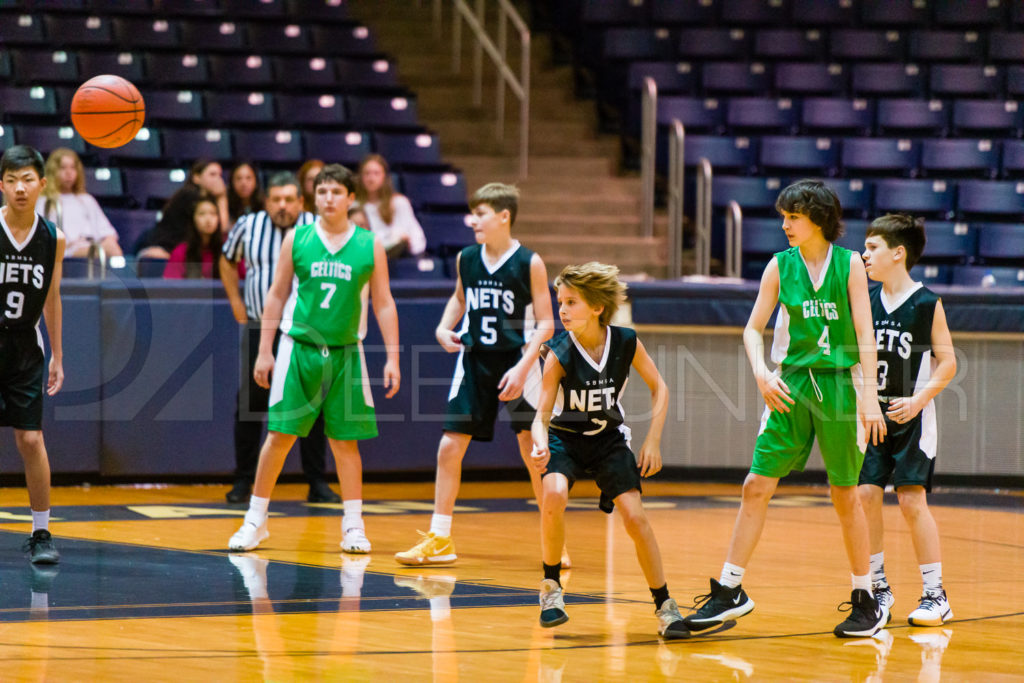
[70,75,146,149]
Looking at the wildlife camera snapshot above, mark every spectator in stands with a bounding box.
[228,161,264,227]
[354,154,426,258]
[138,159,229,259]
[163,197,223,279]
[297,159,324,214]
[37,148,123,259]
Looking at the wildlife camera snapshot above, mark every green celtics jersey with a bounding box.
[281,220,375,347]
[771,244,859,369]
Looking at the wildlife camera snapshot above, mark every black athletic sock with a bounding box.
[651,584,670,610]
[543,563,562,585]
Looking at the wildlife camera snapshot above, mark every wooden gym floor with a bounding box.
[0,480,1021,681]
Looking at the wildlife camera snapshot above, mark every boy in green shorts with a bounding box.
[683,179,889,638]
[228,164,400,553]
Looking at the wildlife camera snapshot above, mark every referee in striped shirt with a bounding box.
[220,171,339,504]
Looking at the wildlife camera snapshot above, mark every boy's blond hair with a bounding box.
[555,262,627,327]
[469,182,519,225]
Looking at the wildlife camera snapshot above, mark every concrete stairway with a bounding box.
[347,1,669,278]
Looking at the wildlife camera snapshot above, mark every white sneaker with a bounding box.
[341,526,371,554]
[340,555,371,597]
[228,521,269,551]
[908,588,953,626]
[873,582,894,624]
[228,553,269,599]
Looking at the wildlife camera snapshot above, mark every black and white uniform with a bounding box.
[444,241,541,441]
[859,283,941,491]
[0,212,57,429]
[545,325,642,514]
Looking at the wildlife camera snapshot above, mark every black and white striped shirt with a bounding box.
[222,209,315,321]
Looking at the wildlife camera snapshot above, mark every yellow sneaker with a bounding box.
[395,531,457,566]
[394,572,457,598]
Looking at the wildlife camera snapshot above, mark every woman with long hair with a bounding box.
[163,197,223,280]
[139,159,228,258]
[354,154,426,258]
[37,147,123,258]
[228,161,264,227]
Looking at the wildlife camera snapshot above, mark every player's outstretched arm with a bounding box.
[530,355,565,474]
[369,236,400,399]
[253,231,296,389]
[848,253,885,444]
[43,230,66,396]
[887,299,957,424]
[632,338,667,478]
[498,254,553,401]
[436,252,466,353]
[744,258,794,413]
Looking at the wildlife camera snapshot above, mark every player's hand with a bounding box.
[253,352,275,389]
[530,442,550,473]
[637,441,662,478]
[436,328,463,353]
[383,359,400,399]
[230,298,247,324]
[756,369,795,413]
[886,396,922,424]
[497,361,529,401]
[46,358,64,396]
[861,398,887,446]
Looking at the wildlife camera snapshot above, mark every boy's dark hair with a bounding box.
[313,164,356,194]
[470,182,519,225]
[867,213,927,270]
[267,171,300,192]
[0,145,45,179]
[775,179,844,242]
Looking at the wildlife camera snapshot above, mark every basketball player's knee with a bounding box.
[619,506,650,538]
[896,488,927,519]
[541,485,567,513]
[741,477,773,504]
[14,430,44,455]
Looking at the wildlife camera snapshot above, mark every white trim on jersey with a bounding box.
[798,243,833,292]
[314,218,356,255]
[0,210,39,252]
[757,405,771,436]
[481,240,521,275]
[915,349,938,459]
[269,333,294,407]
[448,348,465,402]
[568,326,611,373]
[880,281,924,315]
[851,363,866,453]
[521,356,543,409]
[357,341,374,408]
[279,274,300,337]
[771,304,791,366]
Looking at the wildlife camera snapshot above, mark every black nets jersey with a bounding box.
[871,283,939,399]
[0,212,57,331]
[456,242,535,351]
[549,326,637,436]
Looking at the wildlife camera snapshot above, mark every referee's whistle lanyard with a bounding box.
[808,368,824,403]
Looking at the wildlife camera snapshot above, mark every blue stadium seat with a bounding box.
[209,54,275,88]
[146,53,210,87]
[934,0,1006,26]
[144,90,205,124]
[801,98,874,136]
[310,24,377,57]
[774,63,846,96]
[951,265,1024,287]
[160,128,233,163]
[702,62,772,95]
[89,0,153,12]
[712,176,783,213]
[11,49,80,84]
[374,132,443,168]
[0,86,60,119]
[909,30,985,62]
[754,29,825,61]
[113,17,183,49]
[930,65,1002,98]
[909,263,953,285]
[957,180,1024,217]
[874,179,954,215]
[876,99,949,136]
[676,29,749,61]
[952,100,1024,137]
[104,207,159,249]
[0,51,10,80]
[759,136,838,176]
[14,125,85,156]
[741,216,786,257]
[291,0,352,23]
[829,179,874,217]
[223,0,285,17]
[401,171,468,211]
[418,212,475,253]
[651,0,717,25]
[721,0,790,25]
[249,22,313,54]
[1006,66,1024,97]
[233,130,304,165]
[106,127,163,162]
[602,28,674,64]
[790,0,857,26]
[683,135,759,174]
[654,96,725,136]
[336,58,402,91]
[1000,140,1024,178]
[83,167,125,201]
[43,15,114,47]
[0,12,47,45]
[628,62,697,95]
[851,63,926,97]
[181,19,247,51]
[301,130,372,166]
[830,30,906,62]
[862,0,929,26]
[154,0,224,16]
[976,223,1024,261]
[79,51,147,85]
[206,92,276,125]
[580,0,647,26]
[389,256,446,281]
[278,93,347,127]
[124,167,190,207]
[922,221,977,261]
[271,56,338,90]
[920,139,999,179]
[834,218,869,253]
[348,94,420,129]
[726,97,799,134]
[988,31,1024,62]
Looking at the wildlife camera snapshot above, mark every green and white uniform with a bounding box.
[752,244,865,486]
[268,220,378,441]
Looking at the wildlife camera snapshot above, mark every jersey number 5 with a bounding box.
[480,315,497,345]
[817,326,831,356]
[4,291,24,320]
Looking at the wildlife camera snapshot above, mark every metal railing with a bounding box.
[666,119,685,279]
[725,200,743,278]
[694,158,712,276]
[443,0,531,178]
[640,77,656,239]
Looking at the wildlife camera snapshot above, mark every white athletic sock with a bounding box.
[719,562,745,588]
[31,509,49,532]
[343,499,363,530]
[920,562,943,592]
[244,495,270,527]
[870,551,887,585]
[852,573,872,593]
[31,592,48,611]
[430,514,453,538]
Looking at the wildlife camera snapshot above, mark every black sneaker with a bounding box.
[834,588,887,638]
[23,529,60,565]
[31,564,61,593]
[226,480,251,504]
[682,578,755,631]
[307,480,341,503]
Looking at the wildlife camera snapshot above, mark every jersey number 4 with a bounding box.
[3,291,25,320]
[817,326,831,356]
